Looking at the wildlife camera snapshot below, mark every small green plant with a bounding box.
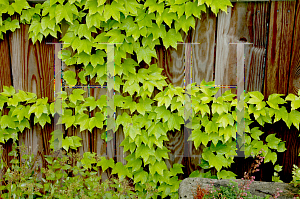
[0,143,158,199]
[193,150,284,199]
[290,164,300,199]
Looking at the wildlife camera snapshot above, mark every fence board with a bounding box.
[288,0,300,95]
[245,2,269,92]
[9,17,55,163]
[0,34,13,178]
[215,2,268,97]
[162,31,190,176]
[191,9,216,85]
[264,1,296,97]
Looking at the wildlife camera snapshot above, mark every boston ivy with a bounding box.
[1,0,300,198]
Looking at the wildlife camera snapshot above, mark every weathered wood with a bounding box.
[161,30,190,176]
[0,34,12,90]
[215,2,269,97]
[288,0,300,95]
[164,31,190,87]
[0,33,13,182]
[264,1,296,98]
[9,16,55,164]
[191,9,216,85]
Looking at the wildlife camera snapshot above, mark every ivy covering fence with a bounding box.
[0,0,300,198]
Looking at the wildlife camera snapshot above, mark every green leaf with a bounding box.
[288,110,300,130]
[111,162,132,180]
[105,29,125,44]
[142,34,160,50]
[83,96,97,111]
[55,2,78,24]
[1,86,15,97]
[155,146,170,161]
[167,112,184,131]
[291,98,300,111]
[187,129,209,148]
[17,119,30,133]
[149,160,168,176]
[248,91,264,104]
[203,151,227,172]
[277,142,286,152]
[274,164,283,172]
[103,1,125,22]
[267,94,286,110]
[264,148,277,165]
[50,130,63,150]
[169,4,185,18]
[71,136,82,149]
[170,163,184,176]
[136,46,157,65]
[151,23,167,41]
[217,170,237,180]
[144,0,164,15]
[210,0,232,15]
[136,98,153,115]
[250,127,264,140]
[266,134,281,150]
[185,1,206,19]
[11,0,30,14]
[97,156,115,171]
[135,144,155,162]
[162,29,183,49]
[148,122,167,139]
[86,12,102,29]
[125,0,142,16]
[69,89,86,104]
[154,106,171,122]
[156,8,177,28]
[34,114,51,128]
[174,15,195,33]
[62,136,73,151]
[216,113,234,128]
[1,115,16,129]
[90,50,106,67]
[133,169,148,184]
[81,152,97,169]
[63,70,77,86]
[61,109,75,129]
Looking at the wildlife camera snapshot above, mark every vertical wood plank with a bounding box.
[191,9,216,85]
[0,34,12,90]
[9,16,55,162]
[0,33,13,180]
[186,10,217,176]
[288,0,300,95]
[215,2,269,96]
[160,30,190,177]
[264,1,296,98]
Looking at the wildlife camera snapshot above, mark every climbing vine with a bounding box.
[1,0,300,198]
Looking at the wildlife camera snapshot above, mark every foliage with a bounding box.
[203,180,271,199]
[290,164,300,198]
[0,143,158,199]
[0,0,300,198]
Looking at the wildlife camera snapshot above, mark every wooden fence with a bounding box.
[0,0,300,183]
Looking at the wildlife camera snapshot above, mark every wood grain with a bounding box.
[0,33,13,182]
[288,0,300,95]
[0,34,12,90]
[164,30,190,87]
[158,30,190,176]
[191,9,216,84]
[215,2,269,97]
[264,1,296,98]
[9,16,55,164]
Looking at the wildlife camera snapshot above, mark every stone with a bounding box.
[178,178,299,198]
